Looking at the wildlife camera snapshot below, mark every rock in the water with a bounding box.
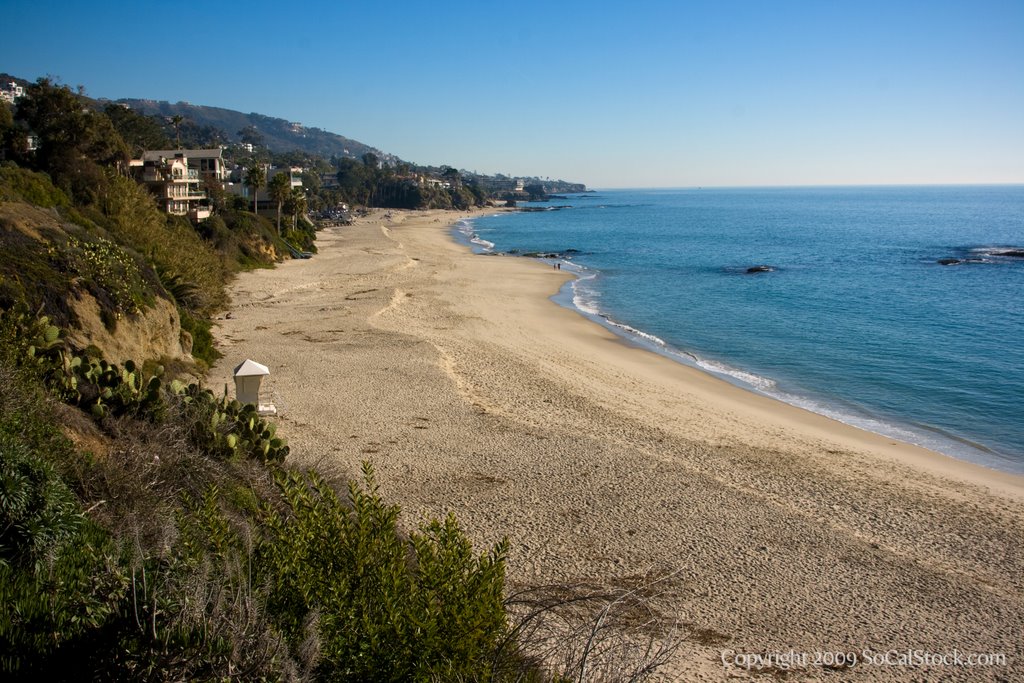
[746,265,774,273]
[937,258,961,266]
[993,249,1024,258]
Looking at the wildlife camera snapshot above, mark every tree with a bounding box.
[268,171,291,234]
[238,125,264,148]
[171,114,183,148]
[245,163,265,214]
[284,187,307,232]
[204,175,226,212]
[441,165,461,188]
[104,104,171,156]
[0,100,15,160]
[14,78,128,203]
[299,169,321,195]
[336,157,369,206]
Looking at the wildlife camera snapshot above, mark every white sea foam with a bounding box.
[604,319,668,348]
[693,359,777,392]
[570,274,602,316]
[453,219,496,252]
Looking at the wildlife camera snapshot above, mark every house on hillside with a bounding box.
[0,81,24,104]
[129,152,212,222]
[420,176,451,190]
[225,165,303,212]
[141,148,228,181]
[269,166,303,191]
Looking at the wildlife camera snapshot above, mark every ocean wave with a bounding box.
[602,316,670,348]
[573,295,1012,468]
[567,275,781,391]
[692,359,778,391]
[558,269,996,461]
[570,274,601,316]
[453,219,496,252]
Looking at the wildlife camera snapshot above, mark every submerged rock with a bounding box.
[517,205,573,212]
[746,265,775,273]
[937,258,962,266]
[992,249,1024,258]
[516,250,580,260]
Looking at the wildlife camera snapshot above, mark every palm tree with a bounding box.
[245,163,265,215]
[171,114,183,148]
[285,187,307,232]
[268,171,291,234]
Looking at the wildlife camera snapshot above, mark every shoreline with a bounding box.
[455,210,1023,483]
[451,218,1024,499]
[210,208,1024,679]
[555,274,1017,470]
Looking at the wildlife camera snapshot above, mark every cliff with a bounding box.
[0,199,191,364]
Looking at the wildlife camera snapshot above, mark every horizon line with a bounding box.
[589,182,1024,191]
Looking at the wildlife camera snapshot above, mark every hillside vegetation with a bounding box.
[1,78,669,681]
[0,77,531,681]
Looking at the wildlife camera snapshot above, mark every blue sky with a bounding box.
[2,0,1022,188]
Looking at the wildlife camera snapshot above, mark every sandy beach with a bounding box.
[211,209,1024,681]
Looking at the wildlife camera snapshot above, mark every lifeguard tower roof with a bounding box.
[234,359,270,377]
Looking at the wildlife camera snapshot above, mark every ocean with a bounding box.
[455,186,1024,474]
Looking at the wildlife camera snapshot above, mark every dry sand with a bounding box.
[211,209,1024,681]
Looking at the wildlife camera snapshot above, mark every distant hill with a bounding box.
[115,98,385,161]
[2,72,585,189]
[0,72,31,89]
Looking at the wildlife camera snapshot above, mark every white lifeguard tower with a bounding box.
[233,359,277,415]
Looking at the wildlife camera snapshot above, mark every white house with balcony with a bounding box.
[129,152,212,222]
[141,148,228,181]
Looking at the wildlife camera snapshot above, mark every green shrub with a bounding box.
[171,382,288,463]
[0,358,128,675]
[0,426,81,569]
[164,466,512,680]
[179,308,220,368]
[59,234,152,323]
[0,166,70,208]
[96,173,227,315]
[256,464,509,681]
[0,220,78,326]
[0,521,128,675]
